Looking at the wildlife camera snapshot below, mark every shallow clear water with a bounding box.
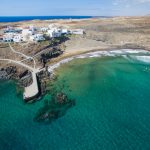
[0,56,150,150]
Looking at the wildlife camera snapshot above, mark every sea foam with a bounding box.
[48,49,150,72]
[130,56,150,63]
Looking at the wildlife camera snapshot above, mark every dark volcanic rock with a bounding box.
[34,92,75,123]
[18,72,32,87]
[0,66,17,80]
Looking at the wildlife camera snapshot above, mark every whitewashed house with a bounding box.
[13,34,23,42]
[22,29,34,41]
[30,34,45,42]
[47,30,54,38]
[4,26,14,33]
[3,33,14,42]
[70,29,84,35]
[41,27,49,32]
[29,25,36,32]
[22,29,34,36]
[47,28,62,38]
[61,29,69,34]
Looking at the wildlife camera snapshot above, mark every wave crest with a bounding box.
[130,56,150,63]
[48,49,150,72]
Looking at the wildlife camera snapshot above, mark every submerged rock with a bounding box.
[34,92,75,123]
[56,92,68,104]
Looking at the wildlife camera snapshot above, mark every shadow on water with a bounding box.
[16,85,24,100]
[33,91,75,124]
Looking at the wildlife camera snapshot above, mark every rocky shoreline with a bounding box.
[0,66,17,80]
[0,67,44,100]
[1,48,150,103]
[1,48,150,123]
[0,64,54,103]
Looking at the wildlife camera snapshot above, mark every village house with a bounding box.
[30,34,45,42]
[4,26,22,33]
[22,29,34,36]
[1,23,85,43]
[3,33,14,42]
[13,34,23,42]
[47,28,62,38]
[22,29,34,41]
[70,29,84,35]
[61,29,69,34]
[41,27,49,32]
[29,25,36,32]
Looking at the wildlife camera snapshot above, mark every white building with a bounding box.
[22,29,34,41]
[3,33,14,42]
[22,29,34,36]
[41,27,49,32]
[47,28,62,38]
[13,34,23,42]
[30,34,45,42]
[29,25,36,32]
[70,29,84,35]
[61,29,69,34]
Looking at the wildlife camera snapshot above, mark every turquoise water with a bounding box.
[0,56,150,150]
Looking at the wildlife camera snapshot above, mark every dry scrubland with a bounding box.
[0,16,150,69]
[65,17,150,51]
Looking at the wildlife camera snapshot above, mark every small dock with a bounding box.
[23,71,39,101]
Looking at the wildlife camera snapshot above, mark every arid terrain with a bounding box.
[0,16,150,71]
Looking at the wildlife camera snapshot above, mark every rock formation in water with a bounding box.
[34,92,75,123]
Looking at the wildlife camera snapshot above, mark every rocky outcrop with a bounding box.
[34,92,75,123]
[0,66,17,80]
[18,71,32,87]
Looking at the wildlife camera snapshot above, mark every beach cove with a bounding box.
[1,50,150,149]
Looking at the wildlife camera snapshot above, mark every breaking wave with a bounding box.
[130,56,150,63]
[48,49,150,72]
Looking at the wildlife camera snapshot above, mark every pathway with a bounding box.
[0,58,39,100]
[9,43,36,69]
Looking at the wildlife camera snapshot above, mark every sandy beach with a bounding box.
[0,16,150,70]
[47,49,150,73]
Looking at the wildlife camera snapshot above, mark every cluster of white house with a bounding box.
[0,24,84,43]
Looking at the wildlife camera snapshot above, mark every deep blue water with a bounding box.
[0,16,93,23]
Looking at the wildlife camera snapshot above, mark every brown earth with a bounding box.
[0,16,150,69]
